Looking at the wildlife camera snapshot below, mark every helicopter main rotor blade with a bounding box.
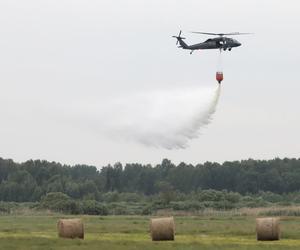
[224,32,253,36]
[191,31,253,36]
[191,31,221,36]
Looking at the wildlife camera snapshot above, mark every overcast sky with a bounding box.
[0,0,299,167]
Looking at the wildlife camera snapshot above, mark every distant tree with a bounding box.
[155,181,175,204]
[65,181,80,199]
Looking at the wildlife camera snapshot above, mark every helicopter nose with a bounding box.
[236,42,241,47]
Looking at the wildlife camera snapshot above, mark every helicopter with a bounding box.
[172,31,251,54]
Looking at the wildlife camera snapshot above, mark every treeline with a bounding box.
[1,157,300,202]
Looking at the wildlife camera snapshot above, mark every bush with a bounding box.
[171,202,187,211]
[259,191,283,203]
[225,192,241,203]
[118,193,143,202]
[102,192,120,202]
[198,189,225,202]
[212,200,236,210]
[0,202,15,214]
[240,195,254,202]
[171,201,204,211]
[39,192,81,214]
[107,203,128,215]
[242,197,269,208]
[141,205,153,215]
[81,200,108,215]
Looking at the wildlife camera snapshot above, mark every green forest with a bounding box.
[1,157,300,215]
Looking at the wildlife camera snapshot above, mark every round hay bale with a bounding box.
[57,218,84,239]
[256,217,280,241]
[150,217,175,241]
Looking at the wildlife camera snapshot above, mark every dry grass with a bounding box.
[155,206,300,217]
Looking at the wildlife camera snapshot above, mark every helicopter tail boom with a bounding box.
[177,38,189,49]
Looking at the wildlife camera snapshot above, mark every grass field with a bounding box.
[1,215,300,249]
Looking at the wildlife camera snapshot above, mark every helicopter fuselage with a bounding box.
[180,37,241,52]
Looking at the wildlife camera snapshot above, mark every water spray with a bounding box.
[96,85,222,149]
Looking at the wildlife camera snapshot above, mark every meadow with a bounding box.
[1,215,300,250]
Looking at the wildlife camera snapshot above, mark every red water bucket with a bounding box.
[216,72,223,84]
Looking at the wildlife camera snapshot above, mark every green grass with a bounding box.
[0,215,300,249]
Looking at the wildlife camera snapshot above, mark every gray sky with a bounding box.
[0,0,299,166]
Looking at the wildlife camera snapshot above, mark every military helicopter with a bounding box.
[172,30,251,54]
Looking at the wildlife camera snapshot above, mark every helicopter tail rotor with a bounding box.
[172,30,186,45]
